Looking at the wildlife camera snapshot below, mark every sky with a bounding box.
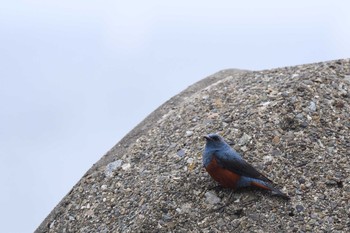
[0,1,349,232]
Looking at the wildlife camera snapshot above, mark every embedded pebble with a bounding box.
[308,101,317,112]
[177,149,185,157]
[296,205,304,212]
[186,158,194,164]
[344,75,350,83]
[104,160,123,177]
[238,133,252,145]
[263,155,273,163]
[186,131,193,137]
[205,191,221,205]
[121,163,131,170]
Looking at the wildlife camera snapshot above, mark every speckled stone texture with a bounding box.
[36,59,350,233]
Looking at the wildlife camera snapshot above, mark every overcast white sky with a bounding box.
[1,1,349,232]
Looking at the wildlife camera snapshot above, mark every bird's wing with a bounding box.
[215,151,272,183]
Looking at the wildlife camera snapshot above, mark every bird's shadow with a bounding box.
[206,185,290,213]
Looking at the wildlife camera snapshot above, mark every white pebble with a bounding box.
[122,163,131,170]
[205,191,221,205]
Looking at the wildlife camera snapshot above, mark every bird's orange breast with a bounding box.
[205,157,240,188]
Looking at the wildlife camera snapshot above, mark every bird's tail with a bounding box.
[251,181,290,200]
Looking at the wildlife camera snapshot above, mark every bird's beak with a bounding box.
[203,135,211,141]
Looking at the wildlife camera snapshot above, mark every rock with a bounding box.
[295,113,304,119]
[290,96,297,103]
[271,149,281,156]
[296,205,304,212]
[240,146,248,152]
[186,158,194,164]
[205,191,221,205]
[104,160,123,177]
[263,155,273,163]
[121,163,131,170]
[300,121,308,128]
[49,220,55,229]
[162,213,172,221]
[238,133,252,146]
[308,101,317,112]
[248,213,260,221]
[272,136,280,145]
[177,149,185,157]
[178,203,192,214]
[186,131,193,137]
[36,59,350,233]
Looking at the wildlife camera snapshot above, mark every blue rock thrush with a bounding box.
[203,133,289,199]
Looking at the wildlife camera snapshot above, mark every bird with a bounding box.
[203,133,289,199]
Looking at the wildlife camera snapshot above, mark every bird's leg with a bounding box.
[213,190,235,212]
[199,184,223,199]
[224,190,235,206]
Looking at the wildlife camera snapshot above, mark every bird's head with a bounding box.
[203,133,228,149]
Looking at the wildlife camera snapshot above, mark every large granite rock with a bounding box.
[36,59,350,232]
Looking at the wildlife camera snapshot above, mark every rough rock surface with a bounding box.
[36,59,350,232]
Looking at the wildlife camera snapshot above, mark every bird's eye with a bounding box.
[212,136,219,141]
